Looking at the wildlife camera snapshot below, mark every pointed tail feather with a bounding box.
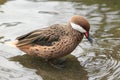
[6,40,18,48]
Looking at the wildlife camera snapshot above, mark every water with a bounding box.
[0,0,120,80]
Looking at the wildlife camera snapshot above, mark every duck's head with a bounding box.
[69,15,93,45]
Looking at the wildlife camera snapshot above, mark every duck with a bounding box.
[8,15,93,68]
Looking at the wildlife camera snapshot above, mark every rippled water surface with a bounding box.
[0,0,120,80]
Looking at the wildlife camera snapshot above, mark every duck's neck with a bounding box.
[67,22,73,31]
[67,23,84,44]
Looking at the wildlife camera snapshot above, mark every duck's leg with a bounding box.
[45,58,66,69]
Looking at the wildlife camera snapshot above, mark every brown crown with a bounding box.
[70,15,90,32]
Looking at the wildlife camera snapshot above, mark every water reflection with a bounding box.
[0,56,42,80]
[0,22,22,27]
[0,0,6,5]
[0,0,120,80]
[11,54,88,80]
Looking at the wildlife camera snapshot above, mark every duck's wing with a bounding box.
[16,29,41,40]
[16,24,64,47]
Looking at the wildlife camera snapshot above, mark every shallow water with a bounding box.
[0,0,120,80]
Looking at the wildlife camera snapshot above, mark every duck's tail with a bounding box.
[6,40,18,48]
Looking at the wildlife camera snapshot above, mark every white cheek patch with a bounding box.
[70,22,86,33]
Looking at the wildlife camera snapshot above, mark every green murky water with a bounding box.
[0,0,120,80]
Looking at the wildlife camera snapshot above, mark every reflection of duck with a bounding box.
[9,15,93,67]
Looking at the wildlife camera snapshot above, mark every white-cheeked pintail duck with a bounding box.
[9,15,93,68]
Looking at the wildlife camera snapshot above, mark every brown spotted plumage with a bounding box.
[9,15,93,61]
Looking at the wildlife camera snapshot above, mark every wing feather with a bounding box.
[16,24,64,47]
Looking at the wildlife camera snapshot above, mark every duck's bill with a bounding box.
[88,35,93,45]
[85,32,93,46]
